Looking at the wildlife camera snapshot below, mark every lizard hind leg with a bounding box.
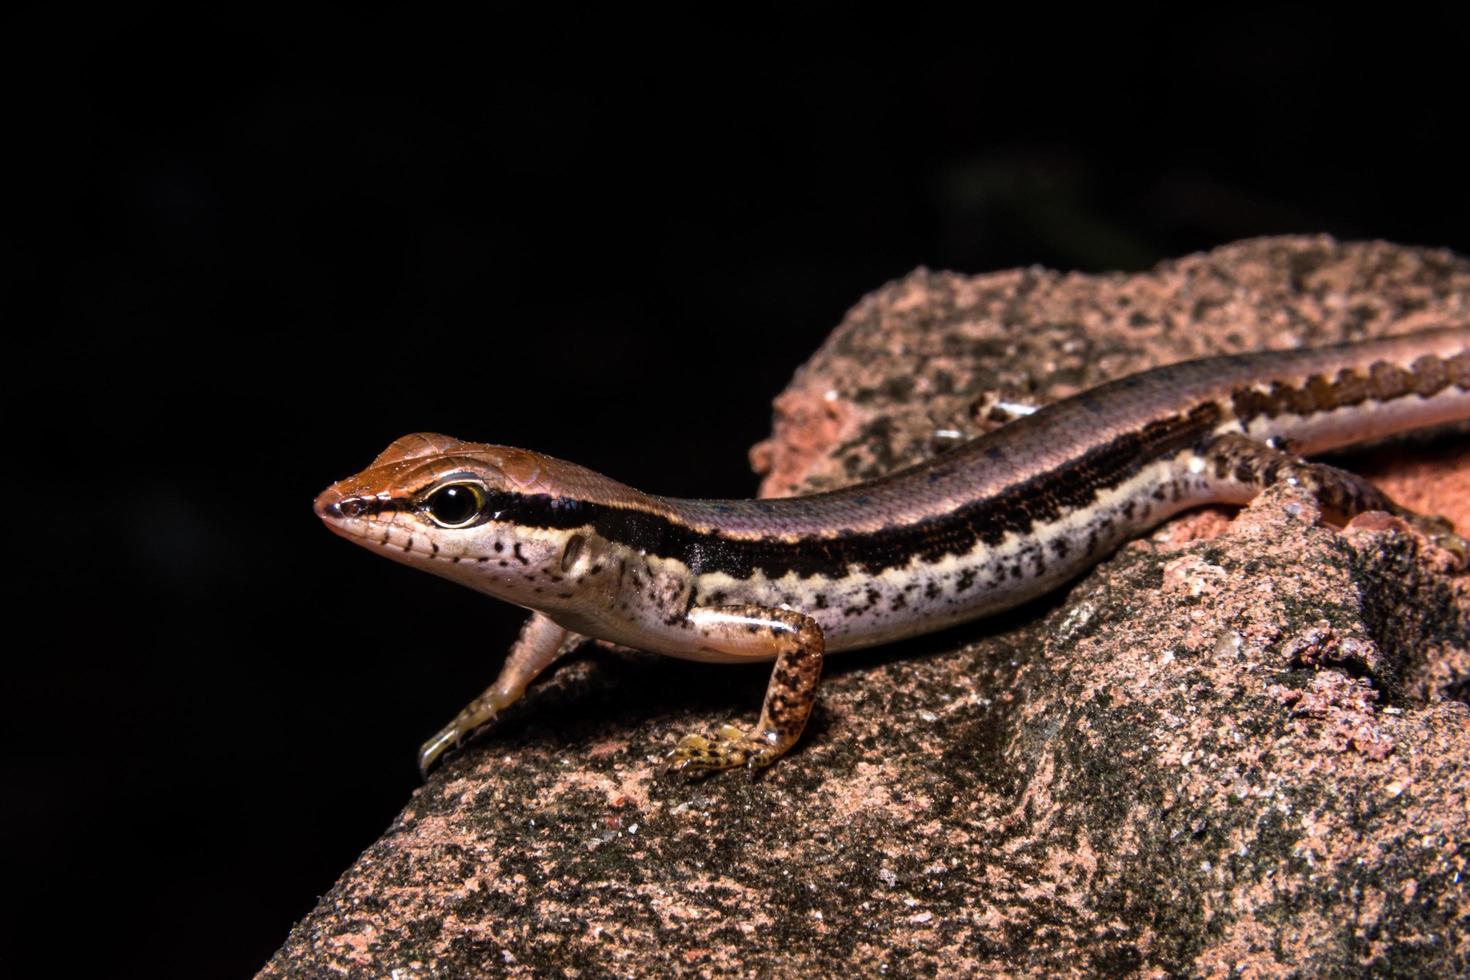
[1204,433,1467,564]
[665,605,825,777]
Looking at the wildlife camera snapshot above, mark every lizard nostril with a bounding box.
[315,490,369,521]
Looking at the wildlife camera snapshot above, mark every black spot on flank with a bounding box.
[493,541,504,553]
[429,542,439,556]
[956,569,977,592]
[451,556,462,563]
[513,543,528,565]
[813,593,828,609]
[986,446,1004,460]
[865,588,881,608]
[1052,538,1070,558]
[890,593,907,611]
[924,581,941,600]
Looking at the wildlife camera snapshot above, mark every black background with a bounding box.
[8,7,1470,975]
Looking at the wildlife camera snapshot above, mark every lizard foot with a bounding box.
[1429,528,1469,569]
[1401,513,1468,570]
[665,723,782,776]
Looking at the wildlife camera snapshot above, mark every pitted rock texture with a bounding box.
[262,237,1470,977]
[750,235,1470,504]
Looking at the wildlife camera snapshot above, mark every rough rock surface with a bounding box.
[262,237,1470,977]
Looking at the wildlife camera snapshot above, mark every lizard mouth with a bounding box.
[315,486,478,563]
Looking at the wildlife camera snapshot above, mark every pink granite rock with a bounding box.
[262,237,1469,977]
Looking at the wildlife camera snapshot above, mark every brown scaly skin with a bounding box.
[314,327,1470,777]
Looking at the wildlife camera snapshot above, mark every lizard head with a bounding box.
[313,432,625,605]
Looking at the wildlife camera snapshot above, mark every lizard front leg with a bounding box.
[665,604,825,776]
[417,611,584,776]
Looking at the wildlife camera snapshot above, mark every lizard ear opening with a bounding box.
[561,534,587,572]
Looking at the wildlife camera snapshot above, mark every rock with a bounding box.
[261,237,1470,977]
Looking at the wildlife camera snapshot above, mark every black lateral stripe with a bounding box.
[359,496,411,517]
[483,402,1223,581]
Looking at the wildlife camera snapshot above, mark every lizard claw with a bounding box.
[417,723,466,779]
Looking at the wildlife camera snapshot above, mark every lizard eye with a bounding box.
[423,483,486,528]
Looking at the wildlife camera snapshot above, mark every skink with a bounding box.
[314,327,1470,775]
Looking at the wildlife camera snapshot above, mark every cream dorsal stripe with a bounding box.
[315,326,1470,776]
